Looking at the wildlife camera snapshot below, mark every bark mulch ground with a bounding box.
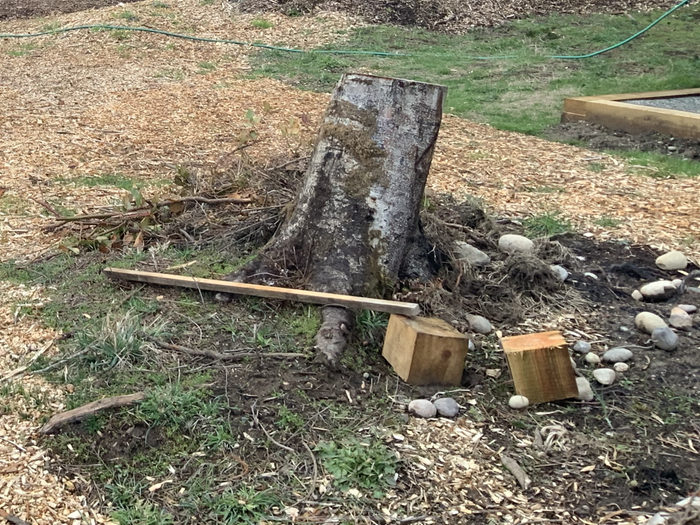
[0,0,699,524]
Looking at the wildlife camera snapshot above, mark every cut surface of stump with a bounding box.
[220,74,447,368]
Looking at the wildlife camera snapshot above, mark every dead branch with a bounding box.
[139,332,306,361]
[39,392,146,434]
[0,510,31,525]
[251,401,294,452]
[501,454,532,490]
[29,197,62,218]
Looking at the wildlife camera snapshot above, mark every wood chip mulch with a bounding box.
[0,0,698,523]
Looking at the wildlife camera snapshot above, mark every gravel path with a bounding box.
[625,95,700,114]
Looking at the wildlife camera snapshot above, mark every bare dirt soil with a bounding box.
[0,0,142,20]
[549,121,700,161]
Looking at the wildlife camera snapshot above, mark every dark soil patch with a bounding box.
[0,0,142,20]
[548,121,700,161]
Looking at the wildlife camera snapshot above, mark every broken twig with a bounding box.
[39,392,146,434]
[501,454,532,490]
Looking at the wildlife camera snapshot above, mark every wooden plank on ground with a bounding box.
[586,100,700,140]
[103,267,421,316]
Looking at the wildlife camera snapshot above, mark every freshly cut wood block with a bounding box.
[382,315,469,386]
[501,331,577,405]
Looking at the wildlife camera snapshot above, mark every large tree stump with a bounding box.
[220,74,447,367]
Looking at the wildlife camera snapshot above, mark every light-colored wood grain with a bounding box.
[382,315,469,386]
[501,331,577,404]
[562,88,700,139]
[586,100,700,140]
[103,268,421,316]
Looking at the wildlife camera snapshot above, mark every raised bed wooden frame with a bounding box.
[562,88,700,140]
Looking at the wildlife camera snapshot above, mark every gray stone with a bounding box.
[669,307,693,330]
[646,512,669,525]
[631,290,643,302]
[454,241,491,266]
[635,312,668,334]
[468,339,476,352]
[467,314,493,334]
[408,399,437,418]
[613,362,629,373]
[651,327,679,351]
[550,265,569,281]
[433,397,460,418]
[678,304,697,314]
[584,352,600,365]
[573,341,591,354]
[593,368,616,386]
[655,250,688,271]
[508,395,529,409]
[639,281,677,302]
[498,234,534,255]
[575,377,594,401]
[672,279,683,288]
[602,347,633,363]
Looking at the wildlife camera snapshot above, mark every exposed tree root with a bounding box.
[314,306,353,370]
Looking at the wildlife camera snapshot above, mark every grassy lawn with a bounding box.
[252,5,700,136]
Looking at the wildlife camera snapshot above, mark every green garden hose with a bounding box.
[0,0,693,61]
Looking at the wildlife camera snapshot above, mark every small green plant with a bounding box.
[316,438,398,496]
[523,211,572,237]
[6,43,36,57]
[198,61,217,73]
[276,405,304,431]
[205,486,277,524]
[356,310,388,346]
[250,18,274,29]
[112,499,175,525]
[155,68,184,80]
[110,29,131,41]
[41,21,62,32]
[151,1,170,7]
[587,162,605,173]
[594,215,622,228]
[116,11,139,22]
[136,383,225,432]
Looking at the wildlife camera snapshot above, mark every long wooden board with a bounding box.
[103,267,421,316]
[562,88,700,139]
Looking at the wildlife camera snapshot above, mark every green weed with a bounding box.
[155,68,184,80]
[110,29,131,41]
[587,162,605,173]
[136,383,226,433]
[198,61,217,73]
[523,211,572,237]
[151,1,170,7]
[0,194,28,215]
[620,150,700,179]
[316,438,398,496]
[116,11,139,22]
[276,405,304,431]
[250,18,274,29]
[204,486,277,524]
[6,43,36,57]
[57,173,137,190]
[112,499,175,525]
[594,215,622,228]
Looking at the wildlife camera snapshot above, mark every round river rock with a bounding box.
[433,397,460,418]
[498,234,534,254]
[408,399,437,418]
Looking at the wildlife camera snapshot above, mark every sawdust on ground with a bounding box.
[0,0,698,523]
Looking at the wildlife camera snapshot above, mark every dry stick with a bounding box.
[500,454,532,490]
[250,402,294,453]
[31,347,91,374]
[29,196,61,217]
[1,340,55,382]
[39,392,146,434]
[139,332,305,361]
[0,510,31,525]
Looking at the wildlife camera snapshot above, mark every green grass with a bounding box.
[316,438,398,496]
[523,211,573,237]
[250,18,274,29]
[594,215,623,227]
[251,4,700,137]
[6,43,37,57]
[56,173,139,190]
[116,10,139,22]
[619,150,700,178]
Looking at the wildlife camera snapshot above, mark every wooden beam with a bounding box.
[103,267,421,316]
[586,99,700,140]
[562,88,700,139]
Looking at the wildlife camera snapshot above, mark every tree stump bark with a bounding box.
[220,73,447,367]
